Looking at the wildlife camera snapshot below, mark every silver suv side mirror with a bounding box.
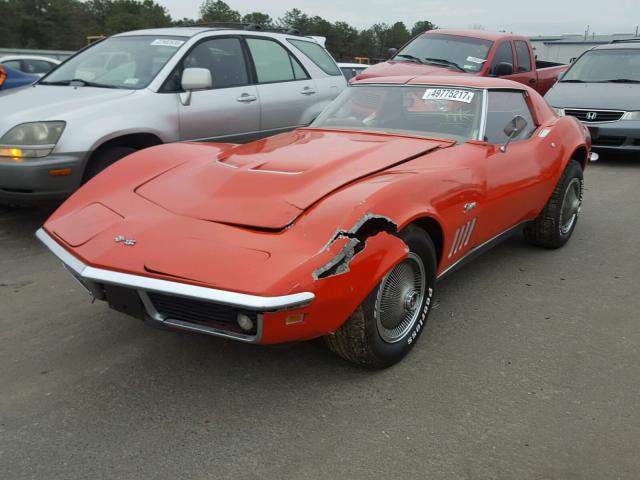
[500,115,528,153]
[180,68,212,106]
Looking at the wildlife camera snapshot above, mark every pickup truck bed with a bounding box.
[355,29,568,96]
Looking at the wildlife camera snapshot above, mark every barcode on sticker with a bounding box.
[423,88,475,103]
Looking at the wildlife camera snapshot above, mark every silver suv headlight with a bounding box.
[621,111,640,121]
[0,121,66,159]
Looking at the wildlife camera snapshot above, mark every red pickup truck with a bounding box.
[355,29,568,95]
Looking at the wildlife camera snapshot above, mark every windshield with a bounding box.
[394,34,493,73]
[41,36,186,89]
[562,49,640,82]
[310,84,484,142]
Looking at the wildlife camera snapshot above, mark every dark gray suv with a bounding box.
[545,40,640,153]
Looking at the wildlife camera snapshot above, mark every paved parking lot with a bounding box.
[1,157,639,479]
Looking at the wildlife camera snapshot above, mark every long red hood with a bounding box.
[136,129,450,230]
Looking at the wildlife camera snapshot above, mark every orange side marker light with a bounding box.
[285,314,305,326]
[49,168,72,176]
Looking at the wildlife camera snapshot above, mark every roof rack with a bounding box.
[610,38,640,43]
[188,22,302,36]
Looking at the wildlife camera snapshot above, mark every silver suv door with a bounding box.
[176,36,260,142]
[245,37,319,134]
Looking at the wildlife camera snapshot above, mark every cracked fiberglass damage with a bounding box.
[312,214,399,280]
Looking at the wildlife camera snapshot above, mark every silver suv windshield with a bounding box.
[561,49,640,83]
[310,84,484,142]
[41,36,187,89]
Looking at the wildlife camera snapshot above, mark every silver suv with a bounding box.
[0,27,347,204]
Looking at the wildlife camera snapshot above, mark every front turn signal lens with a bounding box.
[0,147,52,159]
[0,147,24,159]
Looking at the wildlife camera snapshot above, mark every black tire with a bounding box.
[325,226,437,368]
[524,159,583,249]
[83,146,136,182]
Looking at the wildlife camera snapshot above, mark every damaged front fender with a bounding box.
[262,228,409,343]
[313,214,400,280]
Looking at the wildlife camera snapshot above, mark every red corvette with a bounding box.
[37,76,591,368]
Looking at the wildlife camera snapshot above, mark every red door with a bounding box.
[475,90,560,240]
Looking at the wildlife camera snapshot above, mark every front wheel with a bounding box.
[83,146,136,183]
[324,226,437,368]
[524,159,583,249]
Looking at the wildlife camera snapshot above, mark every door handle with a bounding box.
[237,93,257,103]
[528,78,536,84]
[301,87,316,95]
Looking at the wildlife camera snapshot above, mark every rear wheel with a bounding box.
[83,146,136,182]
[524,159,583,248]
[325,226,437,368]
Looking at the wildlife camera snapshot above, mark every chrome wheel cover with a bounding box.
[560,177,582,235]
[375,252,426,343]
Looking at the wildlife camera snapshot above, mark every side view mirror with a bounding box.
[500,115,528,153]
[493,62,514,77]
[387,48,398,59]
[180,67,212,106]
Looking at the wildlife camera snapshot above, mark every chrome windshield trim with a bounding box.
[36,228,315,311]
[478,89,489,141]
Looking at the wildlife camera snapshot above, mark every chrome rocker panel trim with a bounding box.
[36,228,316,312]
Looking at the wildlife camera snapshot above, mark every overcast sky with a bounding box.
[160,0,638,36]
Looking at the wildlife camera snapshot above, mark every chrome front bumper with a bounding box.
[36,228,315,342]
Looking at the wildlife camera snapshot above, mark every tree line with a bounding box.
[0,0,436,61]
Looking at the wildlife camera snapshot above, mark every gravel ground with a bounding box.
[1,156,639,480]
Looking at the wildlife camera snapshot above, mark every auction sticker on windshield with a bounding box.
[423,88,475,103]
[151,39,185,48]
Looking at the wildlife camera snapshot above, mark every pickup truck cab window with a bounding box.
[485,90,536,144]
[489,42,515,77]
[246,38,309,83]
[515,41,532,73]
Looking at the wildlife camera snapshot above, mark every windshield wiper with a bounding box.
[559,79,585,83]
[40,78,121,89]
[395,54,424,64]
[423,58,466,72]
[39,79,73,86]
[599,78,640,83]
